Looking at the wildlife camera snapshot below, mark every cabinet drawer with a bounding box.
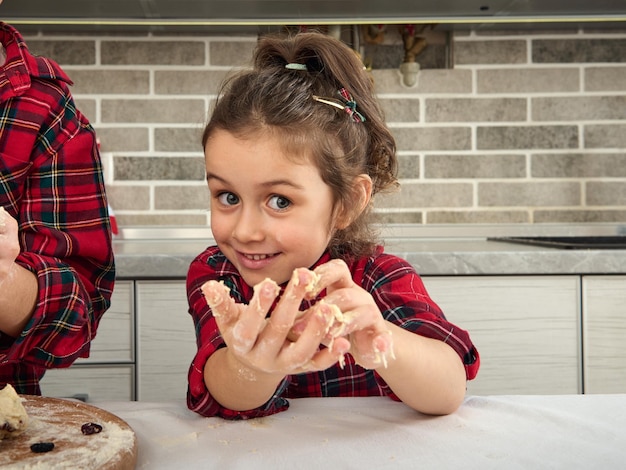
[135,280,197,402]
[40,365,134,401]
[75,280,134,364]
[422,275,581,395]
[583,275,626,393]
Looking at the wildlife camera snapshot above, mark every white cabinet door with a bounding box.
[75,280,134,364]
[39,281,135,401]
[135,280,197,402]
[422,276,581,395]
[40,365,134,401]
[582,275,626,393]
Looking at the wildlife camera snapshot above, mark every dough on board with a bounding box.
[0,383,28,439]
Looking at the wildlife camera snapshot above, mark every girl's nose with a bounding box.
[232,207,265,243]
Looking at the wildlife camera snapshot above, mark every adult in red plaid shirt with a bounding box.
[0,17,115,395]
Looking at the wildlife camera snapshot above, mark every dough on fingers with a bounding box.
[200,280,233,317]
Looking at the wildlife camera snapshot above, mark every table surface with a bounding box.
[94,394,626,469]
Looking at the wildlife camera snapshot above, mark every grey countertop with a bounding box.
[113,224,626,279]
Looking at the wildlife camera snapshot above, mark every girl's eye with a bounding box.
[217,192,239,206]
[268,195,291,210]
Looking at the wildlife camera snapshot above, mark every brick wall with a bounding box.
[24,27,626,227]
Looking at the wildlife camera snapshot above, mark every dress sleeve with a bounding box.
[358,251,480,381]
[4,110,115,371]
[186,251,290,419]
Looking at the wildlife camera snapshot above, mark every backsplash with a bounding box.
[23,26,626,227]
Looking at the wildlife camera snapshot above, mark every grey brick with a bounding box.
[27,40,96,65]
[393,127,472,151]
[372,69,472,94]
[532,153,626,178]
[533,96,626,121]
[397,154,420,179]
[534,210,626,223]
[106,185,150,210]
[586,182,626,205]
[155,127,205,152]
[477,126,578,150]
[113,156,205,181]
[477,68,579,93]
[454,40,527,65]
[209,41,257,66]
[95,127,149,152]
[427,210,530,224]
[115,213,208,226]
[533,39,626,63]
[372,211,423,224]
[101,99,206,124]
[155,185,209,210]
[74,99,96,122]
[426,98,526,123]
[585,124,626,149]
[375,182,473,208]
[585,67,626,91]
[380,98,421,122]
[70,70,150,94]
[425,154,526,178]
[479,182,581,206]
[155,70,231,95]
[101,41,205,65]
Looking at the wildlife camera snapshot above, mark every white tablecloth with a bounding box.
[95,395,626,469]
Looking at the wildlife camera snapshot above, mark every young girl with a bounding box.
[186,32,479,420]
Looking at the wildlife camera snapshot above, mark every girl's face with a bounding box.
[205,128,337,287]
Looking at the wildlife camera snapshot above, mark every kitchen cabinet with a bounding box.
[40,281,135,400]
[422,275,581,395]
[38,272,624,401]
[39,365,134,401]
[582,275,626,393]
[41,279,197,402]
[135,280,197,402]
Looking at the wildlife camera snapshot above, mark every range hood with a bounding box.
[2,0,626,32]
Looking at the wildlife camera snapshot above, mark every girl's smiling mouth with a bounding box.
[243,253,277,261]
[236,251,281,269]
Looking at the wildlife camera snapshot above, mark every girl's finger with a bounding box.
[231,278,280,355]
[201,280,236,321]
[292,335,351,373]
[309,258,354,296]
[277,302,339,369]
[259,268,316,347]
[352,329,395,369]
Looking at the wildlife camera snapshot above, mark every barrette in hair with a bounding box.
[285,63,307,71]
[312,88,366,123]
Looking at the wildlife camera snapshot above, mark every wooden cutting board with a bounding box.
[0,395,137,469]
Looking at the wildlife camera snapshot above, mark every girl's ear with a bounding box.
[335,174,373,230]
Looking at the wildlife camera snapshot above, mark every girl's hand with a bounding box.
[201,268,350,378]
[0,207,21,287]
[294,259,394,370]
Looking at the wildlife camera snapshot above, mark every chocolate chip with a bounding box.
[81,422,103,435]
[30,442,55,453]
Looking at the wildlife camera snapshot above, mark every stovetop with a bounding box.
[489,236,626,249]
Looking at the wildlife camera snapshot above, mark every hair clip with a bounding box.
[337,88,366,123]
[312,88,366,123]
[285,63,307,71]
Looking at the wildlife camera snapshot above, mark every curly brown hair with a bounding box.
[202,32,398,260]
